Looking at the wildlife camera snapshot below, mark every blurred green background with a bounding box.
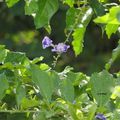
[0,0,120,74]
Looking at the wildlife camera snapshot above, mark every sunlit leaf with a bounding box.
[70,7,93,56]
[105,24,119,39]
[21,98,39,109]
[5,0,20,7]
[63,0,74,7]
[72,27,86,56]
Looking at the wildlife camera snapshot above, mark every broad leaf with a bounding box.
[5,0,20,7]
[30,65,56,102]
[0,73,9,100]
[90,70,114,106]
[4,52,27,64]
[60,78,74,102]
[34,0,59,28]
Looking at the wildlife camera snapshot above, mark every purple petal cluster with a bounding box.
[42,36,70,53]
[95,114,106,120]
[52,43,70,53]
[42,36,53,49]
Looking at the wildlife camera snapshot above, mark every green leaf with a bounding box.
[31,56,44,64]
[88,0,105,16]
[87,103,97,120]
[35,112,46,120]
[94,14,109,24]
[66,8,79,30]
[0,45,7,63]
[72,27,86,56]
[21,98,39,109]
[40,63,50,70]
[5,0,20,7]
[105,24,119,39]
[34,0,59,28]
[25,0,39,15]
[69,7,93,56]
[90,70,114,106]
[63,0,74,7]
[4,52,27,64]
[30,65,56,102]
[60,78,74,102]
[105,40,120,70]
[16,85,26,106]
[94,6,120,38]
[68,104,84,120]
[94,6,120,24]
[67,71,88,86]
[50,71,60,92]
[0,73,9,100]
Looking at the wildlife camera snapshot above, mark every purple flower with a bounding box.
[52,43,70,53]
[42,36,53,49]
[95,114,106,120]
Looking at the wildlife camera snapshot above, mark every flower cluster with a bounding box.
[42,36,70,54]
[95,113,106,120]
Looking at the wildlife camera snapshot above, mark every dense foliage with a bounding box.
[0,0,120,119]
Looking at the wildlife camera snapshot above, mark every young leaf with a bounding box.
[5,0,20,7]
[34,0,59,28]
[72,27,86,56]
[21,98,39,109]
[63,0,74,7]
[90,70,114,106]
[105,24,119,39]
[71,8,93,56]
